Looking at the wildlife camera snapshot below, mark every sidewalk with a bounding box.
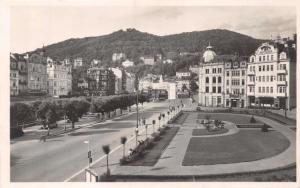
[112,112,296,178]
[68,105,176,182]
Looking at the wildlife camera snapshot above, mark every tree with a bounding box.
[45,109,57,127]
[10,103,35,127]
[120,136,127,158]
[36,102,57,128]
[65,102,79,129]
[190,80,199,94]
[102,145,111,176]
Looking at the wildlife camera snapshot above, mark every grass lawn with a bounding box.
[182,130,290,166]
[125,127,179,166]
[192,128,228,136]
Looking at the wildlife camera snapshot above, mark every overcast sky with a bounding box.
[10,6,296,53]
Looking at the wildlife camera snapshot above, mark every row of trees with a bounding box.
[10,93,149,130]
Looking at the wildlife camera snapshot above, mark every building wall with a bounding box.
[27,54,48,94]
[199,62,225,107]
[224,61,247,108]
[47,62,72,96]
[10,70,19,96]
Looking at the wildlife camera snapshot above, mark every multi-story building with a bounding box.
[247,39,296,110]
[176,71,191,80]
[122,59,134,67]
[87,66,115,96]
[198,45,225,107]
[73,57,83,68]
[224,59,248,108]
[111,67,124,94]
[124,72,135,93]
[10,54,20,96]
[47,60,72,97]
[143,56,155,65]
[27,51,48,95]
[112,53,126,62]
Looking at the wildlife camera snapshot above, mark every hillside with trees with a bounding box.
[29,28,265,66]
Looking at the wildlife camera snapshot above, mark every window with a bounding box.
[206,77,209,83]
[251,57,254,62]
[259,87,261,93]
[271,55,274,61]
[263,56,265,61]
[226,71,230,77]
[283,64,286,70]
[206,87,209,93]
[262,76,265,82]
[54,81,57,87]
[205,69,209,74]
[241,89,245,94]
[218,77,222,83]
[212,87,216,93]
[242,79,245,85]
[259,66,261,71]
[213,68,216,73]
[270,87,273,93]
[259,76,261,82]
[242,70,245,76]
[213,77,216,83]
[262,87,265,93]
[271,65,273,71]
[54,74,57,78]
[267,55,269,61]
[226,89,229,94]
[266,76,269,82]
[259,56,261,62]
[267,65,269,71]
[226,80,229,86]
[266,87,269,93]
[218,68,222,73]
[270,76,273,81]
[218,87,221,93]
[263,65,265,71]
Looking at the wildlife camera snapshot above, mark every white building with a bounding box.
[73,58,83,68]
[247,41,296,109]
[176,71,191,79]
[143,56,155,65]
[198,44,225,107]
[47,61,72,97]
[91,59,101,67]
[112,53,126,62]
[122,59,134,67]
[125,72,135,93]
[111,67,123,94]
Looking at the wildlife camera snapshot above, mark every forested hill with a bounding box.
[29,28,265,64]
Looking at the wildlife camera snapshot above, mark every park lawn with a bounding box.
[192,128,229,136]
[182,130,290,166]
[197,113,262,124]
[125,127,180,166]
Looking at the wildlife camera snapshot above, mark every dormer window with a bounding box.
[280,52,287,60]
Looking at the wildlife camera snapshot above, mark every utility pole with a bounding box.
[135,73,139,146]
[285,69,288,118]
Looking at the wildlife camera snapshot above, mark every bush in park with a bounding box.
[250,116,256,123]
[65,101,79,129]
[10,102,35,127]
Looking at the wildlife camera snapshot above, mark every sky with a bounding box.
[10,6,296,53]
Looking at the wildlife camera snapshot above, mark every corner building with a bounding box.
[247,40,296,110]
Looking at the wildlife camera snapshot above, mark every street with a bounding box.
[10,100,181,182]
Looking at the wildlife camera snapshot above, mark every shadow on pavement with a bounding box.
[89,123,135,129]
[69,130,119,136]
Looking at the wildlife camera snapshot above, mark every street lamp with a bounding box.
[158,115,161,129]
[152,120,156,133]
[84,140,91,168]
[135,128,139,146]
[162,113,165,127]
[285,69,288,118]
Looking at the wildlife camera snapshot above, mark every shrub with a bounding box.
[10,126,24,139]
[261,123,269,132]
[250,116,256,123]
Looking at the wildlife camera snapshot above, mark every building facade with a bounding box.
[198,45,225,107]
[247,40,296,110]
[47,60,72,97]
[224,60,247,108]
[73,57,83,68]
[112,53,126,62]
[27,52,48,95]
[87,66,115,96]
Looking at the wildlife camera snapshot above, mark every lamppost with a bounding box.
[158,115,161,129]
[162,113,165,127]
[152,120,156,133]
[285,69,288,118]
[84,140,91,168]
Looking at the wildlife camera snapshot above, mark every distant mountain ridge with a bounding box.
[29,28,266,64]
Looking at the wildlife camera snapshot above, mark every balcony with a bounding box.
[277,80,287,86]
[247,71,255,75]
[247,81,255,85]
[277,69,287,74]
